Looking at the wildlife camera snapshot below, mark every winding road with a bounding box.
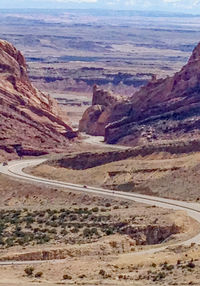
[0,158,200,265]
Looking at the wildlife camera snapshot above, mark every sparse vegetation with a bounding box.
[187,261,196,269]
[0,205,143,247]
[24,267,34,276]
[35,271,43,278]
[63,274,72,280]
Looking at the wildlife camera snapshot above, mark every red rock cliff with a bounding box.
[105,42,200,145]
[0,40,76,160]
[80,42,200,146]
[79,85,127,136]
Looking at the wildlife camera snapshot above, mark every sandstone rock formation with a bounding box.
[79,42,200,145]
[0,40,76,160]
[79,85,128,136]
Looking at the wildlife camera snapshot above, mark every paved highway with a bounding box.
[82,133,130,150]
[0,158,200,265]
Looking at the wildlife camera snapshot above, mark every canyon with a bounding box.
[1,9,200,286]
[80,42,200,146]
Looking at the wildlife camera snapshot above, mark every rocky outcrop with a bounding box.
[120,224,179,245]
[0,222,180,261]
[80,42,200,145]
[79,85,127,136]
[92,84,122,106]
[105,42,200,144]
[47,138,200,170]
[0,235,135,261]
[0,40,77,160]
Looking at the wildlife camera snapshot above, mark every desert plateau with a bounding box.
[1,6,200,286]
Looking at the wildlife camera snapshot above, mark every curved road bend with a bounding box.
[81,133,130,150]
[0,159,200,265]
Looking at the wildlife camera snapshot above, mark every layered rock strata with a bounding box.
[79,42,200,146]
[0,40,76,160]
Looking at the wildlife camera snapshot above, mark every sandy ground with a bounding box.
[30,151,200,202]
[1,244,200,285]
[0,173,200,285]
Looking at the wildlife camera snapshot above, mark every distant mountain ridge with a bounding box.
[1,9,199,18]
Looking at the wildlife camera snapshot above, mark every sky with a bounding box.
[1,0,200,14]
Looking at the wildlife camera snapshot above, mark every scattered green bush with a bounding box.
[187,262,195,269]
[153,271,166,281]
[63,274,72,280]
[99,269,106,276]
[0,205,131,247]
[24,267,34,276]
[35,271,43,278]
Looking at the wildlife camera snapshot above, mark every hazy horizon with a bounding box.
[1,0,200,15]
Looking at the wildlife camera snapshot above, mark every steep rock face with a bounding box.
[0,40,76,160]
[79,85,128,136]
[104,42,200,144]
[78,42,200,145]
